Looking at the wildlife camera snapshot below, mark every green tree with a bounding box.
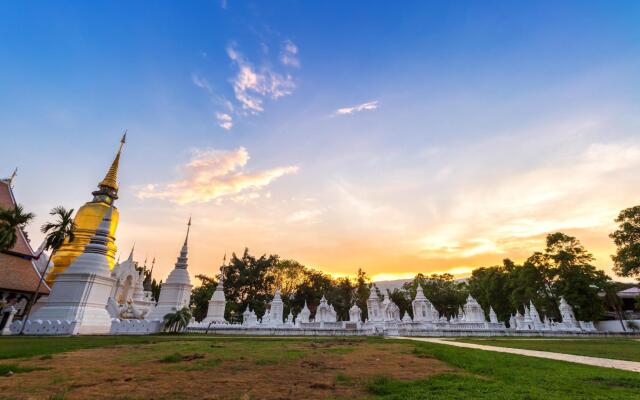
[326,277,355,321]
[610,205,640,278]
[544,232,609,321]
[467,262,512,322]
[190,274,216,322]
[0,204,34,251]
[354,268,371,321]
[224,248,278,320]
[20,206,75,334]
[291,269,333,318]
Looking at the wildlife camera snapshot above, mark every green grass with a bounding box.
[0,334,340,360]
[456,338,640,362]
[369,340,640,399]
[0,335,180,360]
[159,352,185,363]
[335,373,353,384]
[3,335,640,399]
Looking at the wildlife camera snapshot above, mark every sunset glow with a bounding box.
[1,2,639,284]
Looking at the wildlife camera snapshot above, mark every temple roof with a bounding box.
[0,180,36,257]
[0,179,49,294]
[0,252,49,294]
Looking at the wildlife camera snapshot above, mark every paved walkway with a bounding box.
[391,337,640,373]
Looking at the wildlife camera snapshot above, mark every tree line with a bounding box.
[188,205,640,324]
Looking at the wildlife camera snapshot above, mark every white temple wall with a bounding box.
[595,319,640,333]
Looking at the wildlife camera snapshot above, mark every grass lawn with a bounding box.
[455,337,640,362]
[0,335,637,399]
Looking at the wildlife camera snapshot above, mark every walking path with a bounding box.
[391,337,640,373]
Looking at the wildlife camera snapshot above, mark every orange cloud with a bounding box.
[136,147,298,204]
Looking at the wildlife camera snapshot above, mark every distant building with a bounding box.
[0,174,50,330]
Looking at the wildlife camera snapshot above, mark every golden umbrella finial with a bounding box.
[99,130,127,191]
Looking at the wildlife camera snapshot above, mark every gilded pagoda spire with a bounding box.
[99,131,126,191]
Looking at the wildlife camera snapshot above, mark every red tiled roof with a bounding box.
[0,252,49,294]
[0,180,36,257]
[0,179,49,294]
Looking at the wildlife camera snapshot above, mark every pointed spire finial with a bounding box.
[184,216,191,246]
[7,167,17,187]
[98,131,127,191]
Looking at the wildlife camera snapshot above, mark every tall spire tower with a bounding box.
[46,133,126,286]
[147,218,194,320]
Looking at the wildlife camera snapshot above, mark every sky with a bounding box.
[1,1,639,283]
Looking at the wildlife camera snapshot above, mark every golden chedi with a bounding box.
[45,134,126,286]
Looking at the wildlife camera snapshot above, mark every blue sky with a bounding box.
[1,1,639,281]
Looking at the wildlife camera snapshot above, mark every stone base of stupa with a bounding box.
[19,272,115,335]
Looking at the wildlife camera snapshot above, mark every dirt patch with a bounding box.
[0,340,454,400]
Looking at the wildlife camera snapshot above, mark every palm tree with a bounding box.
[0,204,34,252]
[20,206,75,334]
[163,307,192,333]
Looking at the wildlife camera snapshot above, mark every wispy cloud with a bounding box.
[137,147,298,204]
[192,73,213,93]
[335,100,379,115]
[192,73,235,130]
[215,112,233,130]
[280,40,300,68]
[227,45,296,114]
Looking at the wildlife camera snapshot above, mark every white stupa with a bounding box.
[348,304,362,323]
[25,208,117,334]
[147,218,193,321]
[315,295,337,323]
[203,260,227,324]
[489,306,499,324]
[297,301,311,325]
[263,288,284,326]
[462,295,486,323]
[412,285,435,322]
[366,288,383,322]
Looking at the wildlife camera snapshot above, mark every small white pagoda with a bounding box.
[147,219,193,321]
[202,262,227,324]
[315,295,337,323]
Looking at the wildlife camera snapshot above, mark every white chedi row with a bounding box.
[509,298,596,332]
[230,285,507,331]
